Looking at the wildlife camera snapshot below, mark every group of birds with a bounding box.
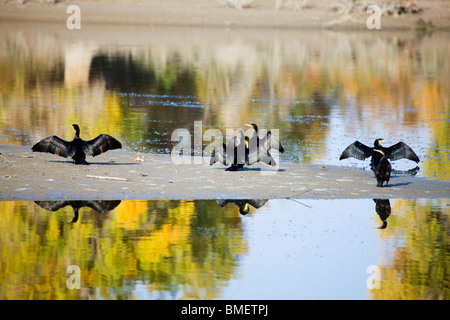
[31,123,420,187]
[209,123,285,171]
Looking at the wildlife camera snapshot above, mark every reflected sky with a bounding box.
[0,24,448,180]
[0,198,448,300]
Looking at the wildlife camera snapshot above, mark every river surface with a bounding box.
[0,198,449,300]
[0,23,449,300]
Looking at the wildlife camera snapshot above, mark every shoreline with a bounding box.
[1,0,449,31]
[1,145,449,201]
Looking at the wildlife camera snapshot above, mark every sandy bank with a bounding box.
[1,145,448,201]
[1,0,449,30]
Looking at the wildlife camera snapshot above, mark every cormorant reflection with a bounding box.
[216,199,268,215]
[373,199,391,229]
[35,200,121,223]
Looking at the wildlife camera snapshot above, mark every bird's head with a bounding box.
[245,123,258,133]
[378,220,388,229]
[374,139,384,147]
[71,124,80,136]
[239,203,250,215]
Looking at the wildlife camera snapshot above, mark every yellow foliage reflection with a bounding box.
[370,199,450,300]
[0,200,245,300]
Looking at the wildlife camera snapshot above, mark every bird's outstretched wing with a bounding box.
[85,134,122,157]
[259,131,285,153]
[215,199,268,210]
[385,142,420,163]
[31,136,71,158]
[34,200,71,212]
[339,141,373,160]
[227,129,246,165]
[210,143,227,165]
[230,129,245,147]
[246,146,259,165]
[84,200,122,214]
[247,199,268,209]
[258,150,277,166]
[216,199,231,207]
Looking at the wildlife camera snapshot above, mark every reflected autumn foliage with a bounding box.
[370,199,450,299]
[1,199,448,299]
[0,200,246,299]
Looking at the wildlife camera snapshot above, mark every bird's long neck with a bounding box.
[253,124,259,136]
[71,208,80,223]
[249,125,259,145]
[74,127,80,139]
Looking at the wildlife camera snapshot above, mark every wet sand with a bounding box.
[1,145,448,201]
[1,0,449,30]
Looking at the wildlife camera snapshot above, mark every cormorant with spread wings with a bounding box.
[339,138,419,170]
[32,124,122,164]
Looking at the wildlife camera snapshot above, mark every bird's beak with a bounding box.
[245,123,252,127]
[379,139,384,143]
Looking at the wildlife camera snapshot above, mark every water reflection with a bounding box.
[35,200,121,223]
[0,25,448,180]
[216,199,268,215]
[0,198,448,299]
[373,199,391,229]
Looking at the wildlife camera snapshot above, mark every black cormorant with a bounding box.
[32,124,122,164]
[339,138,419,170]
[245,122,285,154]
[210,124,285,170]
[374,149,392,187]
[210,129,248,171]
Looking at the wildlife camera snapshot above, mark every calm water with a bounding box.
[0,198,449,300]
[0,23,450,300]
